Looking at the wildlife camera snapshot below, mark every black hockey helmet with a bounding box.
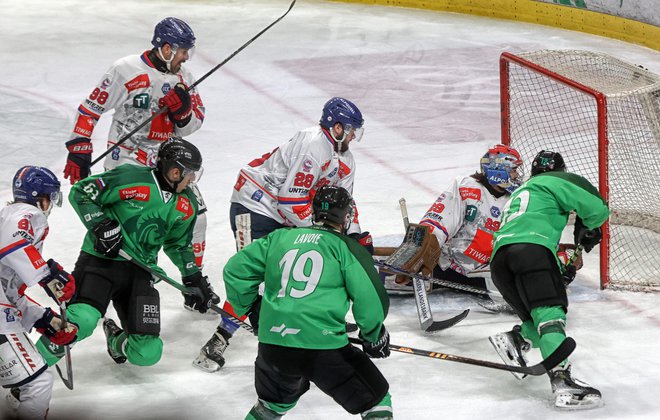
[531,150,566,176]
[312,185,354,231]
[156,136,203,182]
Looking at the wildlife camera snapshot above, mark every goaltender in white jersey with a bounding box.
[1,166,77,419]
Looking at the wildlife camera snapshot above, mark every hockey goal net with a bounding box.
[500,50,660,291]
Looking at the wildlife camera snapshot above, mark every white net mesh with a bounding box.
[502,50,660,291]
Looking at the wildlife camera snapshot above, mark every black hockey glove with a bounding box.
[92,219,123,258]
[64,137,93,184]
[562,264,577,287]
[360,325,390,359]
[39,259,76,304]
[182,272,220,314]
[247,296,262,336]
[573,217,602,253]
[163,83,192,127]
[349,231,374,255]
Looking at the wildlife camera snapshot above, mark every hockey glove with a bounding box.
[247,296,262,336]
[182,272,220,314]
[34,308,78,346]
[92,219,123,258]
[39,259,76,304]
[562,264,577,287]
[573,217,602,253]
[163,83,192,127]
[349,231,374,255]
[64,137,93,184]
[360,325,390,359]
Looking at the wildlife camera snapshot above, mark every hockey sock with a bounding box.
[531,306,567,362]
[245,399,297,420]
[519,320,541,348]
[361,392,393,419]
[124,334,163,366]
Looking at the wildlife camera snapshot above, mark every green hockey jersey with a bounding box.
[493,172,610,263]
[69,164,199,277]
[223,226,389,350]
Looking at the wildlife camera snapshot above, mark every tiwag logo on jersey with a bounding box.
[176,196,194,220]
[124,74,150,93]
[119,186,151,201]
[23,245,46,269]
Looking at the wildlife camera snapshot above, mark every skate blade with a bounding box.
[488,335,527,380]
[192,354,223,373]
[554,393,603,410]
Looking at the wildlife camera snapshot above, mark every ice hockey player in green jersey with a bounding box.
[488,150,609,410]
[223,185,393,419]
[37,136,219,369]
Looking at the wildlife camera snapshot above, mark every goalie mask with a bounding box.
[480,144,523,193]
[531,150,566,176]
[312,185,354,232]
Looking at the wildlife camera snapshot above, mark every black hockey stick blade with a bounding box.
[425,309,470,333]
[348,336,576,376]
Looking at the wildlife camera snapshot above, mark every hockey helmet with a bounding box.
[480,144,523,193]
[12,166,62,211]
[531,150,566,176]
[156,136,203,183]
[152,17,196,50]
[312,185,354,231]
[320,97,364,142]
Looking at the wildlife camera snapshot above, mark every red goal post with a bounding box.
[500,50,660,291]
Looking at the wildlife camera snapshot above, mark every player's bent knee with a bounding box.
[67,303,102,341]
[125,334,163,366]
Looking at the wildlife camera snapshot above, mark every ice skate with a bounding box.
[488,325,531,380]
[193,329,229,372]
[103,318,127,364]
[550,364,602,410]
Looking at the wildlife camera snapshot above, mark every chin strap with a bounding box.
[158,47,176,72]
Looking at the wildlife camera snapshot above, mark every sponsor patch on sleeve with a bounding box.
[24,245,46,269]
[176,196,194,220]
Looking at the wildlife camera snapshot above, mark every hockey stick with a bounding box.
[55,301,74,390]
[116,249,256,333]
[347,336,575,376]
[91,0,297,166]
[398,198,469,332]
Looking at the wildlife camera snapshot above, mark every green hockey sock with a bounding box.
[531,305,567,362]
[519,320,540,348]
[245,399,296,419]
[361,392,393,419]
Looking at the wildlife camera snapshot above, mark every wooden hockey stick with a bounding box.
[397,198,469,332]
[55,301,74,390]
[347,336,575,376]
[91,0,297,166]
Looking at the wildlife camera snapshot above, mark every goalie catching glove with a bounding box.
[385,224,441,276]
[34,308,78,346]
[39,259,76,304]
[359,325,390,359]
[182,272,220,314]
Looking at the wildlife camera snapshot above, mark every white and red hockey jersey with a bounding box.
[420,176,510,275]
[0,203,50,334]
[71,50,205,170]
[231,126,362,233]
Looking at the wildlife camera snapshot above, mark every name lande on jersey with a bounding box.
[293,233,323,245]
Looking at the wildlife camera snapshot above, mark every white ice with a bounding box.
[1,1,659,419]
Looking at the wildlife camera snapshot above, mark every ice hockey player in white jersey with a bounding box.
[194,97,374,373]
[1,166,77,419]
[62,17,208,268]
[393,145,523,296]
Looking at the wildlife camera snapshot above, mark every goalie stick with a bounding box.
[397,198,469,333]
[347,336,575,376]
[117,250,256,333]
[91,0,297,166]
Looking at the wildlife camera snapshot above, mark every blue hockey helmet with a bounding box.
[13,166,62,210]
[480,144,523,193]
[531,150,566,176]
[151,17,196,50]
[320,97,364,142]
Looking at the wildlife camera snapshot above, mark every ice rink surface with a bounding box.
[1,0,659,419]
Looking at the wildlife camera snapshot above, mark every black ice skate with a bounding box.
[549,364,602,410]
[193,328,229,373]
[488,324,531,380]
[103,318,127,364]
